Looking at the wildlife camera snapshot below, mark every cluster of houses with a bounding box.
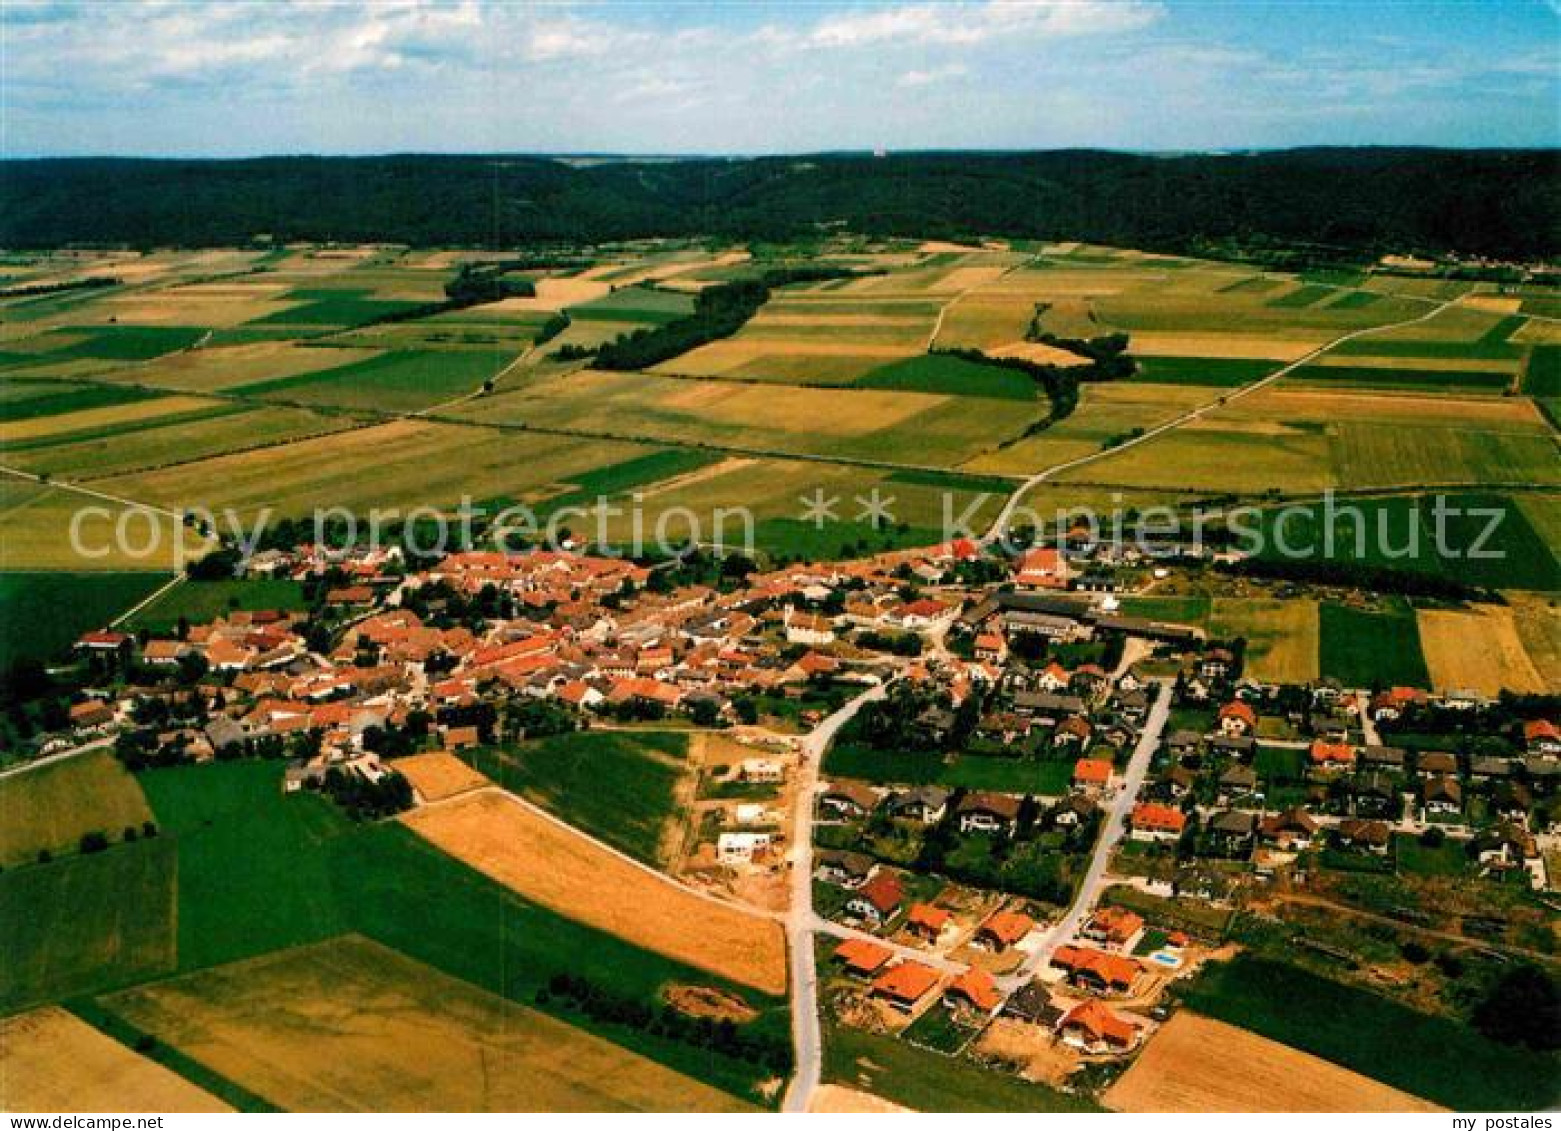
[1130,678,1558,888]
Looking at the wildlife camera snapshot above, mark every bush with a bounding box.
[79,830,110,854]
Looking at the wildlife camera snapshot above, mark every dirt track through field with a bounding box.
[402,790,787,994]
[1104,1012,1442,1113]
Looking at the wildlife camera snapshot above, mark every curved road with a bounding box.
[781,676,895,1114]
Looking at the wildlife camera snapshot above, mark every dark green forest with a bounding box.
[2,149,1556,260]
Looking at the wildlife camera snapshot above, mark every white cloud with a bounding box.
[810,1,1161,48]
[897,63,968,87]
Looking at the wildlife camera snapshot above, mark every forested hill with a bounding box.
[3,148,1556,260]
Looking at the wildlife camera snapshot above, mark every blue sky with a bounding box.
[2,1,1556,156]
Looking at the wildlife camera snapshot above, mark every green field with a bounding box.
[1180,956,1557,1111]
[1317,602,1429,688]
[251,291,424,327]
[1254,493,1561,590]
[135,760,785,1103]
[235,348,511,410]
[1133,357,1279,387]
[0,381,159,421]
[566,286,696,324]
[823,743,1074,795]
[822,1023,1101,1112]
[0,750,155,867]
[0,572,169,666]
[1290,363,1513,394]
[123,578,309,634]
[1525,345,1561,397]
[460,731,690,865]
[856,353,1039,400]
[0,836,177,1012]
[42,326,207,361]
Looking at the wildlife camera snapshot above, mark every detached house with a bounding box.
[1129,802,1186,843]
[1421,775,1462,817]
[1218,700,1257,737]
[820,782,879,821]
[958,792,1023,835]
[1051,945,1140,995]
[1059,999,1141,1053]
[846,871,905,926]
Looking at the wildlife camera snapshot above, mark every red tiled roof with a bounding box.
[833,938,892,974]
[1052,945,1140,989]
[979,910,1035,948]
[1074,758,1112,785]
[1131,802,1187,834]
[871,961,941,1003]
[947,968,1002,1012]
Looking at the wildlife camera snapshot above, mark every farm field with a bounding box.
[122,578,310,634]
[459,730,691,865]
[390,751,492,802]
[137,760,790,1101]
[1317,602,1430,688]
[92,342,385,393]
[97,420,657,521]
[4,403,352,482]
[102,935,753,1113]
[0,1006,232,1113]
[401,789,787,994]
[1058,387,1560,496]
[0,477,211,571]
[1415,605,1548,695]
[1105,1012,1441,1113]
[1208,598,1320,684]
[822,1023,1100,1113]
[0,570,168,666]
[236,348,512,412]
[1179,955,1557,1111]
[0,837,177,1013]
[0,749,154,867]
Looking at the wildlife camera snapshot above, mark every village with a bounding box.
[25,528,1559,1105]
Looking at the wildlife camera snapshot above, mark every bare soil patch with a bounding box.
[665,984,759,1023]
[808,1084,913,1113]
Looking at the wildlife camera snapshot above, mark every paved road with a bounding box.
[997,678,1171,992]
[781,676,894,1115]
[980,294,1469,546]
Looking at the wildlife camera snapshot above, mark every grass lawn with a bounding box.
[823,744,1072,794]
[0,750,154,867]
[0,837,176,1012]
[1318,602,1430,688]
[1392,832,1472,877]
[856,353,1039,401]
[901,1005,979,1054]
[0,572,170,667]
[1179,955,1556,1111]
[459,730,690,866]
[122,579,309,634]
[822,1023,1101,1112]
[137,759,788,1104]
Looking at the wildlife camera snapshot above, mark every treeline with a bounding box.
[0,275,119,298]
[7,149,1555,260]
[934,347,1083,422]
[538,972,791,1075]
[1214,555,1490,600]
[593,266,857,371]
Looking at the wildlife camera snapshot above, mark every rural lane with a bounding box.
[980,293,1469,545]
[781,676,894,1115]
[998,678,1170,993]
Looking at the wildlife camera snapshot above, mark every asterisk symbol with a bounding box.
[797,488,840,529]
[855,488,897,528]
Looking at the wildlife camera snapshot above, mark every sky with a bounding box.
[2,0,1557,156]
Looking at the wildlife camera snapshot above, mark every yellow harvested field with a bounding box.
[986,340,1095,367]
[1,395,218,445]
[1310,353,1514,374]
[391,751,491,802]
[1460,295,1523,314]
[1416,606,1546,696]
[402,790,787,994]
[1222,387,1547,427]
[540,277,614,306]
[0,1007,232,1113]
[1210,599,1319,684]
[929,265,1012,293]
[104,936,751,1113]
[809,1085,912,1113]
[107,343,382,393]
[1130,333,1325,360]
[1505,594,1561,689]
[1104,1012,1442,1113]
[100,292,292,327]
